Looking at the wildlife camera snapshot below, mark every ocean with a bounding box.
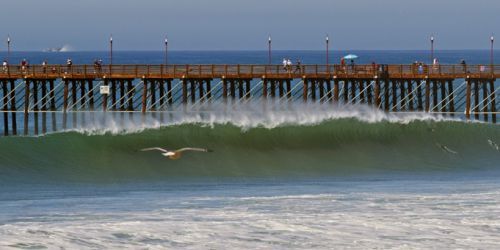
[0,50,499,249]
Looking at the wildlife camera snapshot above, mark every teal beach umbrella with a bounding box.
[343,54,358,60]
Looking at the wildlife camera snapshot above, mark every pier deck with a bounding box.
[1,64,500,79]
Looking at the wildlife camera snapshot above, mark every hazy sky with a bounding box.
[1,0,499,51]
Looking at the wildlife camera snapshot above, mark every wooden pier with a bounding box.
[0,64,498,135]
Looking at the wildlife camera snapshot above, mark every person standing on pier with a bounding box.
[418,62,424,74]
[42,60,48,73]
[66,58,73,73]
[94,59,102,74]
[350,59,355,73]
[432,58,439,73]
[371,61,378,73]
[460,59,467,73]
[294,59,302,73]
[282,58,287,71]
[2,60,7,73]
[20,59,27,72]
[286,58,292,73]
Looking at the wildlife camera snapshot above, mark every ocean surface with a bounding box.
[0,50,500,249]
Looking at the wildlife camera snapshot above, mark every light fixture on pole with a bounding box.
[268,35,272,65]
[7,35,10,63]
[110,35,113,66]
[490,34,494,68]
[326,35,329,66]
[430,35,434,64]
[165,37,168,66]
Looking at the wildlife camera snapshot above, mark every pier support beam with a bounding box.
[33,81,39,135]
[141,79,148,113]
[465,77,471,120]
[473,80,479,120]
[178,78,214,105]
[333,78,339,102]
[10,80,17,135]
[358,80,365,104]
[490,79,496,123]
[342,80,348,104]
[41,81,47,134]
[440,80,446,113]
[482,80,489,121]
[447,80,455,116]
[400,80,407,111]
[383,80,389,111]
[432,80,438,112]
[425,79,431,112]
[407,80,414,111]
[325,79,332,102]
[23,80,30,135]
[223,79,252,101]
[2,80,8,136]
[417,79,423,111]
[374,77,380,108]
[391,80,397,111]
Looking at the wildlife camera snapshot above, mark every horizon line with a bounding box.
[1,49,498,53]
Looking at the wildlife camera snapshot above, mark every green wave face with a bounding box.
[0,119,499,184]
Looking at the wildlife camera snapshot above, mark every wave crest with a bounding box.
[64,102,463,135]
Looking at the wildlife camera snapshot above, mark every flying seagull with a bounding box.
[488,139,499,151]
[141,147,212,160]
[436,143,458,155]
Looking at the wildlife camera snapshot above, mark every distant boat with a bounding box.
[42,47,63,52]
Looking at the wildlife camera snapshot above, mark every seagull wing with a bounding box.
[176,147,209,153]
[141,147,169,153]
[443,146,458,154]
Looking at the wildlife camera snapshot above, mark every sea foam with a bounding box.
[61,101,464,136]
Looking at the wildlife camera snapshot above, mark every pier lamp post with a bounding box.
[430,35,434,64]
[490,35,494,69]
[268,35,272,65]
[109,35,113,66]
[165,37,168,66]
[7,35,10,63]
[109,35,113,76]
[326,35,329,66]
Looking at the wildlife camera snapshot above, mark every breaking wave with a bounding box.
[0,103,498,184]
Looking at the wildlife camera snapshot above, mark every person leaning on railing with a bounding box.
[418,63,424,74]
[93,59,103,74]
[460,59,467,73]
[371,62,378,74]
[294,59,302,73]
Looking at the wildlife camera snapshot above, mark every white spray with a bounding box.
[60,101,464,136]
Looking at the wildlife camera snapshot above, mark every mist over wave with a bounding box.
[62,101,463,135]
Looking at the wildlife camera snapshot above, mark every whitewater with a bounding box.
[63,101,463,135]
[2,180,500,249]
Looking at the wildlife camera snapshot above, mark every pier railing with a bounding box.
[1,64,500,79]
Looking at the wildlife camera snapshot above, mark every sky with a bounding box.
[1,0,499,51]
